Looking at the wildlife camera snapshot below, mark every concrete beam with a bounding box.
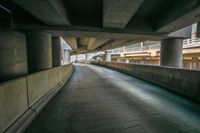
[79,38,94,46]
[103,0,144,29]
[12,23,167,39]
[155,0,200,33]
[87,38,110,50]
[101,40,142,50]
[12,0,70,26]
[168,25,192,39]
[62,37,78,50]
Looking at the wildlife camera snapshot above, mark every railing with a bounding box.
[111,43,160,54]
[183,38,200,48]
[111,38,200,54]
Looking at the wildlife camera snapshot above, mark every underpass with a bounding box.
[1,1,200,132]
[25,64,200,133]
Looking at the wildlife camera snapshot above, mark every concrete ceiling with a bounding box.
[1,0,199,54]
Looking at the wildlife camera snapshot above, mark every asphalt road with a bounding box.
[25,63,200,133]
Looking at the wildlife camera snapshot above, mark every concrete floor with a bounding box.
[25,64,200,133]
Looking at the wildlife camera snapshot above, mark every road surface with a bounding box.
[25,63,200,133]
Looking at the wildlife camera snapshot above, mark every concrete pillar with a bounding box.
[140,42,143,51]
[52,37,61,67]
[64,50,70,64]
[105,51,111,61]
[160,38,183,68]
[197,22,200,38]
[120,53,125,57]
[192,23,197,38]
[26,31,52,73]
[126,58,129,63]
[0,30,28,82]
[86,53,90,61]
[75,55,77,62]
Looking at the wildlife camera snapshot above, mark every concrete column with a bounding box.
[120,53,125,57]
[0,30,28,82]
[52,37,61,67]
[105,51,111,61]
[140,42,143,51]
[26,31,52,73]
[75,55,77,62]
[126,58,129,63]
[192,23,197,38]
[64,50,70,64]
[197,22,200,38]
[160,38,183,68]
[86,53,90,61]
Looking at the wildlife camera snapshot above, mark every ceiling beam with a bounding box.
[103,0,144,29]
[101,40,142,50]
[155,0,200,33]
[62,37,78,50]
[168,25,192,38]
[12,24,166,40]
[12,0,70,26]
[87,38,110,50]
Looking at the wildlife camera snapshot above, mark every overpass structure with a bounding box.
[109,38,200,69]
[1,0,200,133]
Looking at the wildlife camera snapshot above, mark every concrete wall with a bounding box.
[0,77,28,132]
[0,64,74,133]
[91,61,200,103]
[0,30,28,82]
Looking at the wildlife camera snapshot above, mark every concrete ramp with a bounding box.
[25,64,200,133]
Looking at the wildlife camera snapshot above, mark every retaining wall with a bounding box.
[91,61,200,103]
[0,64,74,133]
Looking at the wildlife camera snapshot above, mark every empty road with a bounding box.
[25,63,200,133]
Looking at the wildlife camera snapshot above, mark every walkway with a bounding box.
[25,63,200,133]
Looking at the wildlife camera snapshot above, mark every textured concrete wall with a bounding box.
[0,64,74,133]
[0,30,28,82]
[91,61,200,103]
[26,31,52,73]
